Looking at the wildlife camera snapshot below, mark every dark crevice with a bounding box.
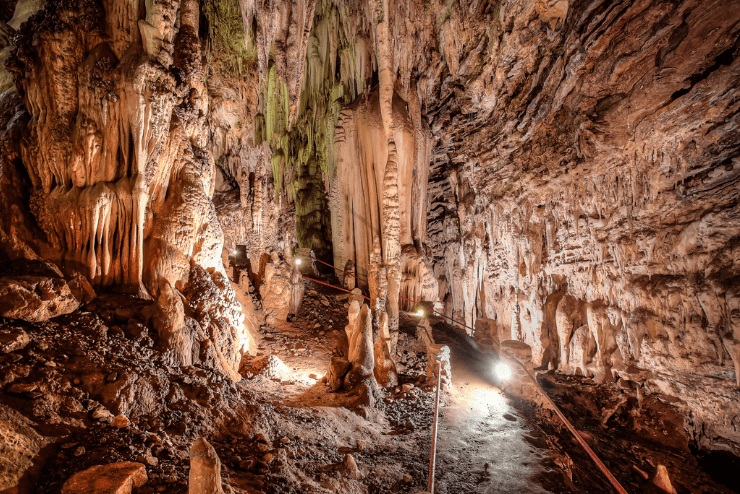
[670,44,738,101]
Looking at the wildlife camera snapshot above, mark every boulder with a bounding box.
[327,357,351,391]
[0,403,51,492]
[0,326,30,354]
[499,340,536,399]
[61,462,147,494]
[0,260,79,322]
[67,272,96,305]
[240,354,290,380]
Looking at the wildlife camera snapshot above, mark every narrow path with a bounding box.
[431,320,564,493]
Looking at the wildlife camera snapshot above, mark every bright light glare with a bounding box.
[415,309,424,317]
[295,258,302,265]
[495,362,512,380]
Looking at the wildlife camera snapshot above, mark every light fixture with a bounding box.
[415,308,424,317]
[495,362,512,380]
[295,258,302,266]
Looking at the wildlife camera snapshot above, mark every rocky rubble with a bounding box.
[530,372,740,493]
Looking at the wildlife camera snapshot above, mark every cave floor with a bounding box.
[233,281,570,493]
[430,322,567,493]
[0,279,737,493]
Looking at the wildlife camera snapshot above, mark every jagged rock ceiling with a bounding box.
[0,0,739,462]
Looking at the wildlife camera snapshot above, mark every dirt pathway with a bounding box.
[244,282,571,492]
[431,321,567,493]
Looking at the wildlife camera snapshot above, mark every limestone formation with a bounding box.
[373,310,398,387]
[189,437,224,494]
[289,263,304,316]
[0,326,30,354]
[342,259,356,291]
[3,0,251,379]
[241,354,291,380]
[0,0,739,465]
[343,301,375,390]
[332,89,434,310]
[0,403,50,492]
[417,320,451,391]
[259,252,295,326]
[327,356,351,391]
[555,295,585,373]
[499,340,538,399]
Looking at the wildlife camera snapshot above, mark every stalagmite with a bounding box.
[343,259,356,291]
[555,295,584,372]
[417,320,451,391]
[373,310,398,387]
[289,263,304,316]
[382,141,401,339]
[189,438,224,494]
[344,301,376,390]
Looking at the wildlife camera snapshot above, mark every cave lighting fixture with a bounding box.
[495,362,512,381]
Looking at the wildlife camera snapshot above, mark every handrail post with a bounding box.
[428,360,442,493]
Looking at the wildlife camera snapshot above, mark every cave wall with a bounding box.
[421,0,740,455]
[2,0,257,380]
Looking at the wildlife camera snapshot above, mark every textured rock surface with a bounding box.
[60,461,147,494]
[343,301,376,390]
[417,320,452,391]
[3,0,252,377]
[249,0,740,455]
[0,403,50,492]
[259,253,295,326]
[189,437,224,494]
[418,0,740,455]
[0,0,739,465]
[0,260,79,321]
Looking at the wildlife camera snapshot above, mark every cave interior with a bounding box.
[0,0,740,493]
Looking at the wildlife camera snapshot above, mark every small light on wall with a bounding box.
[415,309,424,318]
[295,258,302,266]
[495,362,512,380]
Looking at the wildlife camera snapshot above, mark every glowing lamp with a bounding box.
[415,309,424,317]
[295,258,302,266]
[495,362,512,380]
